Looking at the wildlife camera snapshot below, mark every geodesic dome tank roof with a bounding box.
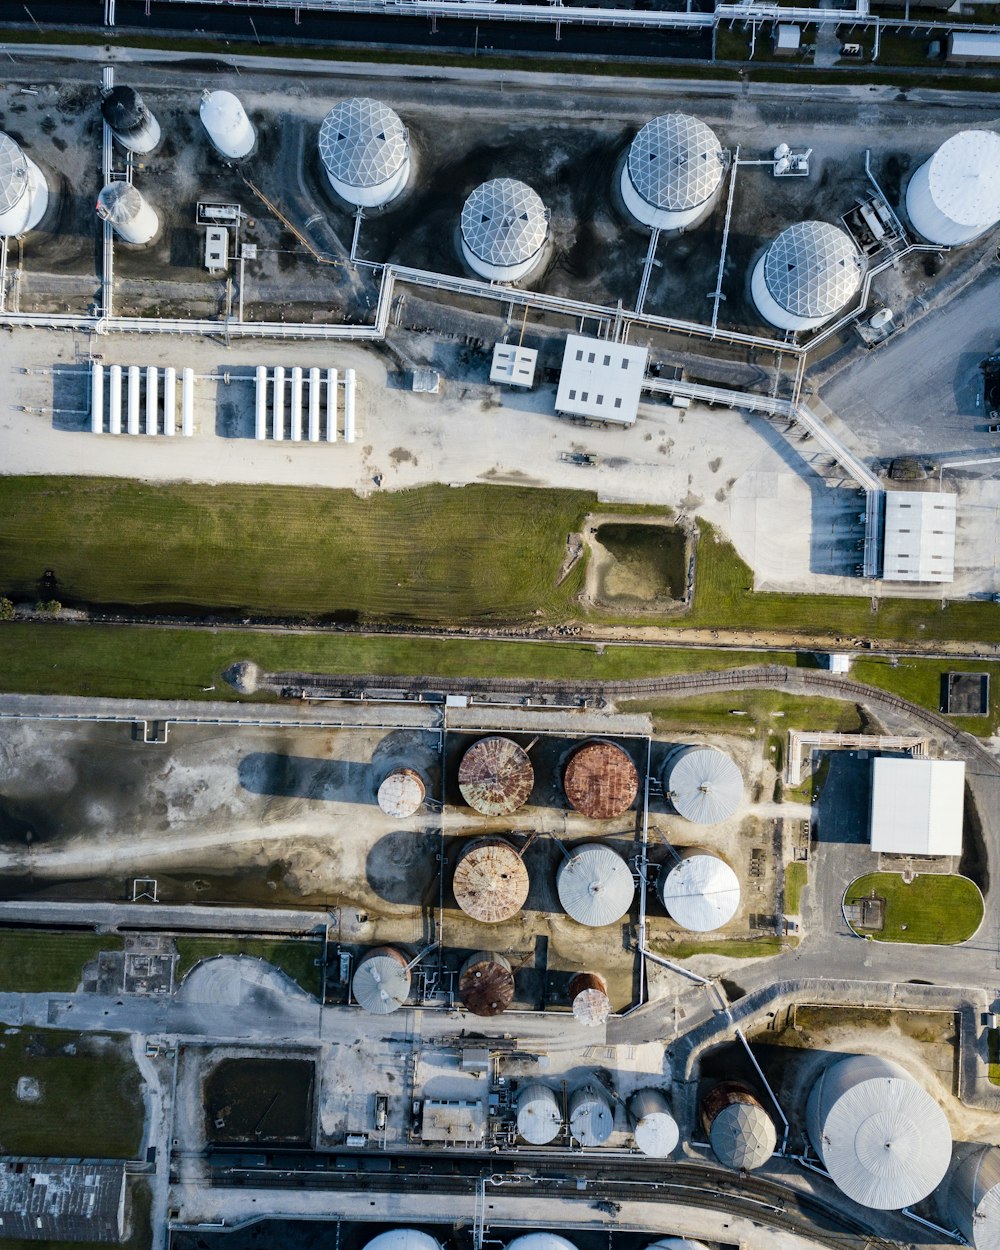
[762,220,864,321]
[461,178,547,269]
[0,133,29,215]
[319,98,408,189]
[709,1099,776,1171]
[626,113,725,212]
[666,747,743,824]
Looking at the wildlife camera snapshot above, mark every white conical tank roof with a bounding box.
[761,220,864,321]
[319,97,408,190]
[363,1233,441,1250]
[569,1084,614,1146]
[806,1055,952,1209]
[950,1145,1000,1249]
[557,844,635,927]
[351,947,411,1014]
[647,1241,712,1250]
[627,113,724,212]
[921,130,1000,229]
[630,1089,680,1158]
[666,747,743,824]
[659,853,741,931]
[96,182,143,226]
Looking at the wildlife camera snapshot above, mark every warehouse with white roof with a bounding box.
[555,335,648,425]
[881,490,956,583]
[869,757,965,856]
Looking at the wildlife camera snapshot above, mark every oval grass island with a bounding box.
[844,871,984,945]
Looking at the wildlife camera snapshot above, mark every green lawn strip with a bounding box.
[0,1027,144,1157]
[621,690,864,737]
[989,1029,1000,1086]
[649,936,785,959]
[174,937,323,998]
[784,862,808,914]
[844,872,984,944]
[0,931,123,992]
[851,656,1000,737]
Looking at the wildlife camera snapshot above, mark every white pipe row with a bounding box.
[253,366,353,442]
[89,362,192,436]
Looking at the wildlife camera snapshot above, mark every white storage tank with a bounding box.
[319,98,410,208]
[751,220,865,332]
[647,1241,711,1250]
[702,1082,776,1172]
[507,1237,577,1250]
[377,767,425,818]
[658,851,741,932]
[101,85,161,154]
[362,1234,441,1250]
[569,1084,614,1146]
[665,745,743,824]
[109,364,122,435]
[351,945,411,1015]
[0,131,48,237]
[806,1055,952,1209]
[163,367,176,436]
[629,1088,680,1158]
[96,183,159,246]
[557,843,635,928]
[949,1145,1000,1249]
[621,113,725,231]
[90,363,104,435]
[515,1082,562,1145]
[905,130,1000,246]
[200,89,256,160]
[568,971,612,1026]
[460,178,549,282]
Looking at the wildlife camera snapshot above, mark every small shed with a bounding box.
[775,24,801,53]
[490,343,538,388]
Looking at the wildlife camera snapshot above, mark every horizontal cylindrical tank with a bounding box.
[344,368,356,443]
[458,736,534,816]
[145,366,158,435]
[569,1084,614,1147]
[568,971,612,1026]
[326,368,338,441]
[701,1082,776,1172]
[200,89,255,160]
[557,843,635,928]
[127,365,141,436]
[377,767,425,818]
[806,1055,952,1209]
[459,951,515,1017]
[308,367,321,442]
[452,837,529,924]
[658,850,741,932]
[362,1232,441,1250]
[0,131,48,237]
[629,1088,680,1158]
[163,367,176,437]
[751,220,865,333]
[906,130,1000,246]
[272,365,285,441]
[90,363,104,434]
[664,745,743,824]
[319,98,411,208]
[563,740,638,819]
[101,85,161,154]
[254,365,267,440]
[352,945,411,1014]
[96,182,158,246]
[515,1083,562,1145]
[109,364,122,435]
[621,113,725,232]
[181,368,194,437]
[949,1145,1000,1249]
[460,178,549,282]
[290,366,303,442]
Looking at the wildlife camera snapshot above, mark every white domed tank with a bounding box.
[621,113,725,231]
[751,220,865,332]
[200,89,256,160]
[629,1088,680,1158]
[647,1241,712,1250]
[96,183,159,245]
[377,767,425,818]
[658,851,741,932]
[101,85,161,154]
[460,178,548,282]
[507,1237,577,1250]
[557,843,635,927]
[363,1233,441,1250]
[702,1082,776,1172]
[569,1084,614,1146]
[806,1055,952,1209]
[351,945,411,1015]
[0,132,48,238]
[515,1082,562,1145]
[949,1145,1000,1249]
[905,130,1000,246]
[319,98,410,208]
[665,746,743,824]
[568,971,612,1026]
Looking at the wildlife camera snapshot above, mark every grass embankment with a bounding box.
[844,872,984,944]
[989,1029,1000,1086]
[784,863,808,914]
[650,937,785,959]
[624,690,865,737]
[0,931,123,992]
[175,937,323,998]
[0,1027,144,1157]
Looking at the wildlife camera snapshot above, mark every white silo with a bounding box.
[629,1088,680,1158]
[319,98,410,208]
[96,183,159,245]
[351,945,411,1015]
[557,843,635,928]
[570,1084,614,1147]
[665,746,743,824]
[516,1082,562,1144]
[200,89,256,160]
[751,220,865,332]
[100,85,161,155]
[0,132,48,238]
[363,1234,441,1250]
[806,1055,952,1209]
[949,1145,1000,1249]
[659,852,741,931]
[460,178,549,282]
[905,130,1000,247]
[621,113,725,232]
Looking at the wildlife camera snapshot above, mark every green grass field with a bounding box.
[0,931,123,992]
[175,937,324,998]
[844,872,984,944]
[0,1027,144,1158]
[650,936,785,959]
[624,690,866,737]
[784,863,808,914]
[989,1029,1000,1087]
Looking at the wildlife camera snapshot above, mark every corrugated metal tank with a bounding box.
[459,951,514,1016]
[351,946,411,1015]
[458,736,534,815]
[949,1145,1000,1248]
[453,837,529,924]
[569,1084,614,1146]
[557,843,635,927]
[629,1088,680,1158]
[515,1082,562,1144]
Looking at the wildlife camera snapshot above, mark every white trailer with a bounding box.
[344,368,356,443]
[90,363,104,434]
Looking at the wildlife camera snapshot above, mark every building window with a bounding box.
[614,397,622,409]
[575,350,583,361]
[621,359,629,370]
[603,354,611,366]
[597,394,604,405]
[588,352,596,363]
[568,389,577,400]
[581,392,589,402]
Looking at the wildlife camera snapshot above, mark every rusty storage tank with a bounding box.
[563,740,638,819]
[351,945,411,1015]
[568,971,612,1026]
[377,767,426,818]
[701,1082,776,1172]
[516,1082,562,1144]
[949,1145,1000,1249]
[569,1084,614,1146]
[557,843,635,927]
[459,736,534,815]
[629,1088,680,1158]
[453,837,529,923]
[459,951,515,1016]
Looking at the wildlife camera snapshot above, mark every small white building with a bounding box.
[775,23,801,52]
[555,335,648,425]
[869,757,965,856]
[882,490,956,583]
[491,343,537,388]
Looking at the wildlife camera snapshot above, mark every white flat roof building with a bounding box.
[491,343,537,388]
[555,335,648,425]
[882,490,956,583]
[869,757,965,856]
